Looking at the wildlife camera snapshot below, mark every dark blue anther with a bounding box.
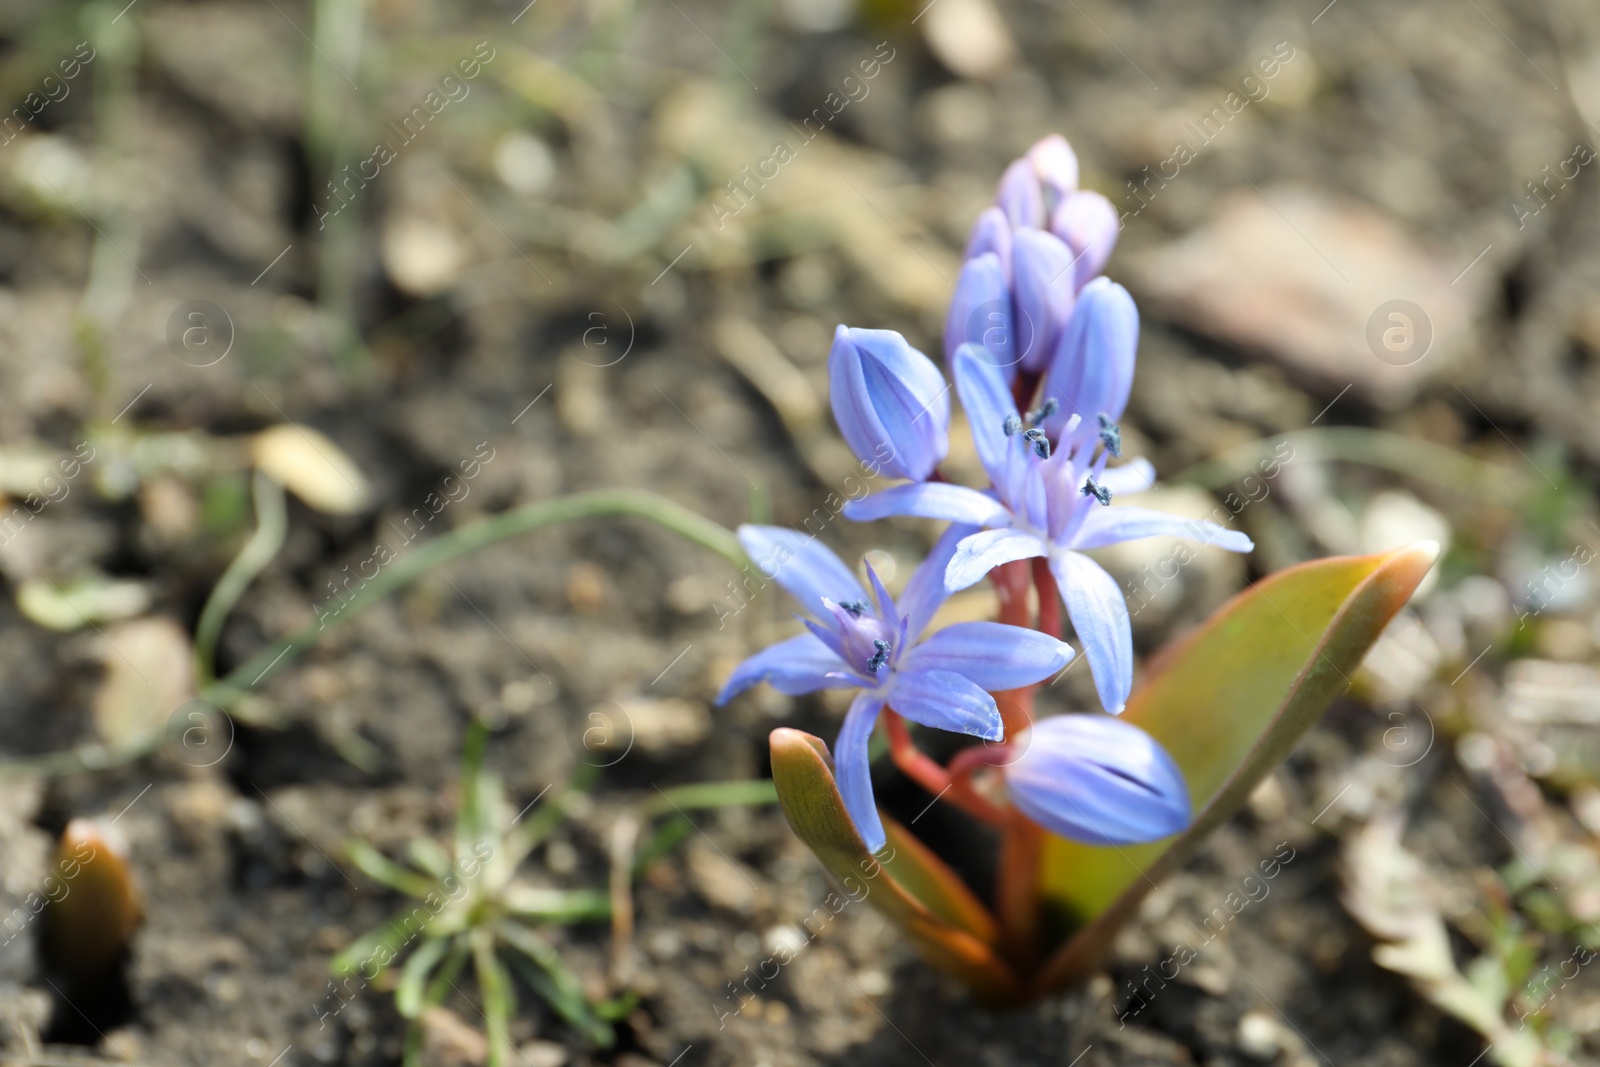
[1002,413,1022,437]
[839,600,868,617]
[1081,476,1111,506]
[866,639,891,675]
[1097,414,1122,458]
[1023,427,1050,459]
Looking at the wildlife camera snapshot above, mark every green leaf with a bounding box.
[395,936,450,1019]
[472,928,517,1067]
[768,727,1025,1004]
[498,919,614,1047]
[347,839,436,900]
[1033,542,1439,993]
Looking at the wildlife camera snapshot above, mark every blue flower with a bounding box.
[945,137,1122,378]
[846,286,1253,714]
[1002,713,1190,845]
[717,524,1075,852]
[828,326,950,483]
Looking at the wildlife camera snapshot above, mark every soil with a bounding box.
[1,0,1599,1065]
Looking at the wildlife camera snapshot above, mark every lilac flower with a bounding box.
[944,136,1121,378]
[846,286,1253,714]
[717,524,1075,852]
[1003,713,1190,845]
[828,326,950,482]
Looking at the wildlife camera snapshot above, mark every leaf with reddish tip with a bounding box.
[768,727,1025,1002]
[1032,542,1439,993]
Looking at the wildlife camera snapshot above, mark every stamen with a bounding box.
[1097,414,1122,458]
[866,639,891,674]
[1002,413,1022,437]
[839,600,868,617]
[1023,427,1050,459]
[1081,476,1111,506]
[1024,397,1060,425]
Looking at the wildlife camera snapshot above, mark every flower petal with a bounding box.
[912,622,1074,691]
[887,669,1003,741]
[829,326,950,482]
[716,633,852,704]
[1012,228,1078,373]
[1071,506,1255,553]
[996,158,1043,229]
[843,482,1010,526]
[1027,134,1079,200]
[834,692,888,853]
[1004,713,1190,845]
[738,525,866,621]
[963,206,1012,268]
[897,523,980,643]
[953,344,1022,489]
[1098,458,1155,497]
[1049,550,1133,714]
[945,527,1045,593]
[943,252,1019,376]
[1050,191,1119,290]
[1040,278,1139,446]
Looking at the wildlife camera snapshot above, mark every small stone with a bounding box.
[1237,1011,1282,1059]
[1130,189,1484,409]
[513,1041,568,1067]
[420,1006,488,1067]
[564,562,610,614]
[382,219,466,297]
[610,696,710,754]
[1248,774,1288,822]
[686,841,757,914]
[920,0,1016,81]
[852,968,890,996]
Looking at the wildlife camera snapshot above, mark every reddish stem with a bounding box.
[997,814,1045,969]
[1031,556,1060,639]
[883,711,951,796]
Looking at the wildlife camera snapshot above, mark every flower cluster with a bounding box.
[719,136,1252,854]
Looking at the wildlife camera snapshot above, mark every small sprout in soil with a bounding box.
[40,818,143,990]
[336,719,627,1067]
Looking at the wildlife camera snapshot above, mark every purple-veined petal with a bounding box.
[1071,506,1255,553]
[1040,278,1139,445]
[1027,134,1079,201]
[828,326,950,482]
[739,525,866,621]
[864,558,896,621]
[886,668,1003,741]
[1099,458,1155,496]
[897,523,979,643]
[1049,549,1133,714]
[716,632,852,704]
[1004,713,1190,845]
[834,692,888,853]
[996,158,1043,229]
[953,344,1022,489]
[843,482,1011,526]
[945,527,1045,593]
[912,621,1074,691]
[1011,228,1077,373]
[943,253,1019,376]
[963,206,1012,269]
[1050,191,1120,290]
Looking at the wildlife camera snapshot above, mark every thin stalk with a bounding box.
[194,473,288,680]
[996,815,1044,970]
[882,712,952,796]
[1031,556,1060,639]
[205,489,744,706]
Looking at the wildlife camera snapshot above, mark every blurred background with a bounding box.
[1,0,1599,1063]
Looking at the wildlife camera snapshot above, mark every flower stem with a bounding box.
[996,813,1044,970]
[1031,556,1060,639]
[883,711,953,796]
[990,559,1036,735]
